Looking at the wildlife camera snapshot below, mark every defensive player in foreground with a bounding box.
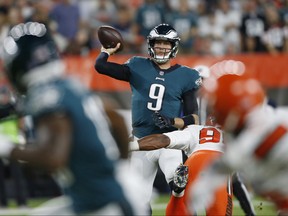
[195,64,256,216]
[190,74,288,215]
[95,23,201,212]
[130,113,233,215]
[0,22,134,215]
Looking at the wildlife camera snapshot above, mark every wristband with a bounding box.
[182,115,195,127]
[101,50,110,56]
[170,118,175,126]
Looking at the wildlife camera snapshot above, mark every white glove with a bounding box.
[0,134,15,158]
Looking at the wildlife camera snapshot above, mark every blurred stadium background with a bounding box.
[1,0,288,215]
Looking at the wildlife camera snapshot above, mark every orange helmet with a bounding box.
[201,74,265,131]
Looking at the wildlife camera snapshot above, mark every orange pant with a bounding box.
[166,150,233,216]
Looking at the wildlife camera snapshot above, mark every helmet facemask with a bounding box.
[147,24,180,64]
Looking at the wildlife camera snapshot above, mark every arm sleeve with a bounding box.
[182,89,199,116]
[94,52,131,81]
[164,130,194,151]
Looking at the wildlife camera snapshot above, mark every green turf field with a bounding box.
[0,195,277,215]
[151,194,277,216]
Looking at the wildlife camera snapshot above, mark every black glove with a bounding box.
[152,111,175,129]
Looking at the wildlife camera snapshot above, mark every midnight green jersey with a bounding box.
[23,78,127,213]
[126,57,201,138]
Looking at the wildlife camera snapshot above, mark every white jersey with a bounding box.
[165,125,225,157]
[223,107,288,196]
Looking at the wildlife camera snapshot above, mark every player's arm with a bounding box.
[173,114,199,129]
[153,89,200,129]
[10,112,72,172]
[100,96,129,159]
[182,89,199,125]
[153,111,198,130]
[94,43,131,81]
[130,130,192,152]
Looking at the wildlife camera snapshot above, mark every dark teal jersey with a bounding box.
[24,78,126,213]
[126,57,201,138]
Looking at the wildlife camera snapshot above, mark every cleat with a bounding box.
[173,164,189,193]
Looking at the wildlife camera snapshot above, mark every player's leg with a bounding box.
[116,161,150,215]
[158,148,183,191]
[166,193,189,216]
[232,172,256,216]
[185,150,225,215]
[158,149,185,215]
[166,164,189,216]
[129,150,159,214]
[205,176,233,216]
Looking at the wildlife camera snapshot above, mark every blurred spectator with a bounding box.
[197,9,225,56]
[89,28,102,51]
[79,0,117,53]
[15,0,34,21]
[239,0,268,53]
[262,5,288,54]
[49,0,80,40]
[25,0,52,25]
[3,0,288,56]
[8,6,23,26]
[77,0,97,28]
[132,0,166,52]
[279,0,288,23]
[0,0,13,8]
[48,20,69,53]
[166,0,198,54]
[88,0,116,29]
[112,5,143,53]
[215,0,241,54]
[64,27,91,56]
[168,0,201,12]
[0,6,9,59]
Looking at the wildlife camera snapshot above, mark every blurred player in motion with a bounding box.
[194,64,256,216]
[95,23,201,212]
[130,113,233,215]
[0,22,134,215]
[190,74,288,215]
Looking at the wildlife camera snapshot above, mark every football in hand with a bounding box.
[97,25,124,52]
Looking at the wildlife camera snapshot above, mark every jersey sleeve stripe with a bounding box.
[254,125,287,158]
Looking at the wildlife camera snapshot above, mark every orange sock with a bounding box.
[166,193,189,216]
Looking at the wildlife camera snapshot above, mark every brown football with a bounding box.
[97,25,124,52]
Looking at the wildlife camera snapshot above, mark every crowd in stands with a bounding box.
[1,0,288,57]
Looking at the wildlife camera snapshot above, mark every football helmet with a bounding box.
[202,74,265,131]
[2,22,60,93]
[147,23,180,64]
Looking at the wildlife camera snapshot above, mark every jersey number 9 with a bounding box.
[147,84,165,111]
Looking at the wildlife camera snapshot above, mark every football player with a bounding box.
[129,114,233,215]
[190,74,288,215]
[0,22,134,215]
[194,64,256,216]
[95,23,201,212]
